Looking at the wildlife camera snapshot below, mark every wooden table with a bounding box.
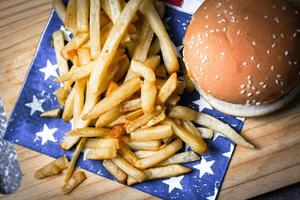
[1,1,300,199]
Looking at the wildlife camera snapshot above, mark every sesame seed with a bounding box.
[217,2,222,9]
[247,93,252,97]
[250,56,255,61]
[260,82,265,86]
[244,16,249,20]
[297,29,300,33]
[229,5,234,10]
[264,15,269,19]
[205,46,209,50]
[216,74,220,80]
[207,90,211,94]
[256,91,261,95]
[280,81,284,86]
[294,61,298,65]
[228,11,233,15]
[251,86,256,90]
[237,30,241,36]
[272,34,277,39]
[241,90,246,94]
[246,100,251,105]
[267,49,271,54]
[243,62,248,66]
[204,25,209,29]
[256,102,261,106]
[196,51,200,55]
[205,33,209,37]
[288,61,293,65]
[215,29,220,32]
[220,52,225,56]
[257,64,261,69]
[263,84,268,89]
[210,30,215,33]
[277,74,282,78]
[285,51,289,56]
[240,84,246,89]
[271,43,276,48]
[281,33,285,38]
[282,6,287,10]
[203,6,207,10]
[201,72,205,76]
[271,65,275,71]
[205,15,209,19]
[247,75,252,80]
[217,13,222,17]
[294,33,298,38]
[248,80,252,85]
[295,10,299,14]
[273,5,277,9]
[252,100,256,104]
[252,41,256,47]
[276,79,280,84]
[223,27,227,32]
[231,16,236,23]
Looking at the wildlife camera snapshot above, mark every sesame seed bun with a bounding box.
[183,0,300,117]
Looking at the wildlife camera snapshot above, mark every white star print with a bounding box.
[206,187,218,200]
[193,97,212,112]
[34,124,57,145]
[82,148,90,161]
[25,95,45,115]
[39,60,58,80]
[213,132,224,141]
[181,0,204,14]
[162,175,184,193]
[193,157,215,178]
[222,144,234,158]
[59,25,72,41]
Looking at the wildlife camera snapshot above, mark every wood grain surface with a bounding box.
[1,1,300,199]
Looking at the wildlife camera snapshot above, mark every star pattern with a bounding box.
[39,60,58,80]
[193,157,215,178]
[59,25,72,41]
[206,187,218,200]
[25,95,45,115]
[82,148,90,161]
[193,97,212,112]
[162,175,184,193]
[222,144,234,158]
[34,124,57,145]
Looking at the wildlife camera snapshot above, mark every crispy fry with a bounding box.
[103,160,127,183]
[101,0,112,20]
[166,94,180,107]
[95,105,122,127]
[61,32,89,60]
[90,0,101,59]
[134,139,182,170]
[162,135,175,144]
[53,30,69,75]
[86,148,117,160]
[120,98,141,113]
[112,155,146,182]
[110,124,126,138]
[181,120,202,138]
[193,113,254,148]
[124,109,144,121]
[140,1,179,74]
[180,59,195,92]
[106,81,119,97]
[155,64,167,78]
[148,38,160,56]
[169,106,198,121]
[141,81,157,113]
[55,87,70,107]
[67,127,111,137]
[73,80,86,126]
[127,140,161,151]
[118,141,138,165]
[53,0,66,22]
[65,0,77,34]
[157,151,200,167]
[100,11,110,28]
[107,114,128,127]
[77,47,91,65]
[34,156,69,179]
[40,108,62,118]
[198,127,214,139]
[77,0,89,32]
[85,138,119,149]
[131,60,156,82]
[113,55,130,82]
[134,150,157,158]
[143,55,160,71]
[154,1,165,18]
[62,87,76,121]
[60,136,81,150]
[156,73,177,105]
[156,79,185,95]
[62,171,86,195]
[130,125,173,141]
[127,164,190,185]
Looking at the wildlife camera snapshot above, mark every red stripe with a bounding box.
[162,0,184,7]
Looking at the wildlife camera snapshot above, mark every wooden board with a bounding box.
[1,1,300,199]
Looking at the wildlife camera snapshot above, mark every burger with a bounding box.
[183,0,300,117]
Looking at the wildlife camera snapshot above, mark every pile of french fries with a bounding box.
[35,0,254,194]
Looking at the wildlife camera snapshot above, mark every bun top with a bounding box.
[183,0,300,106]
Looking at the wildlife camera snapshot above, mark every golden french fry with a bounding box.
[86,148,117,160]
[103,160,127,184]
[55,87,70,107]
[101,0,112,20]
[161,118,207,155]
[60,136,81,150]
[155,64,167,78]
[61,32,89,60]
[120,98,141,113]
[169,106,198,121]
[140,1,179,74]
[127,140,161,151]
[118,141,138,165]
[154,1,165,18]
[141,81,157,114]
[193,113,254,148]
[134,150,157,158]
[53,0,66,22]
[148,38,160,56]
[62,171,86,195]
[62,87,76,121]
[157,151,200,167]
[124,109,144,121]
[90,0,101,59]
[112,155,146,183]
[180,59,195,92]
[143,55,161,71]
[131,60,156,82]
[95,105,122,127]
[73,80,86,126]
[162,135,175,144]
[65,138,87,183]
[67,127,111,137]
[156,79,185,95]
[130,125,173,141]
[113,55,130,82]
[65,0,77,34]
[106,81,119,97]
[142,109,166,128]
[53,30,69,75]
[166,94,180,107]
[157,73,177,105]
[77,47,91,65]
[34,156,69,179]
[83,76,141,120]
[134,139,182,170]
[198,127,214,139]
[181,120,201,138]
[40,108,62,118]
[77,0,89,32]
[127,164,190,185]
[85,138,119,149]
[107,115,128,127]
[100,11,110,28]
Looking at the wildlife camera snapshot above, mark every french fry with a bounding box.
[62,87,76,121]
[53,30,69,76]
[61,32,89,60]
[134,139,182,170]
[156,73,177,105]
[148,38,160,56]
[100,11,110,28]
[77,0,89,32]
[169,106,198,121]
[62,171,86,195]
[124,109,144,121]
[73,80,86,126]
[156,79,185,95]
[55,87,70,107]
[112,155,146,183]
[40,108,62,118]
[141,81,157,113]
[100,21,113,48]
[166,94,180,107]
[60,136,81,150]
[110,124,126,138]
[139,1,179,74]
[90,0,101,59]
[95,106,122,127]
[86,148,117,160]
[181,59,195,92]
[83,76,141,120]
[107,115,128,127]
[155,64,167,78]
[65,0,77,34]
[198,127,214,139]
[142,109,166,128]
[181,120,202,138]
[106,81,119,97]
[156,151,200,167]
[161,118,207,155]
[127,141,161,151]
[113,55,130,82]
[131,60,156,82]
[85,138,119,149]
[53,0,66,22]
[154,1,165,19]
[134,150,157,158]
[67,127,111,137]
[193,113,254,148]
[130,125,173,141]
[77,47,91,65]
[120,98,141,113]
[143,55,160,71]
[127,164,190,186]
[34,156,69,179]
[162,135,175,144]
[118,141,138,165]
[103,160,127,184]
[101,0,112,20]
[64,138,87,183]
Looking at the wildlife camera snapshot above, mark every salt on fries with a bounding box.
[35,0,254,194]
